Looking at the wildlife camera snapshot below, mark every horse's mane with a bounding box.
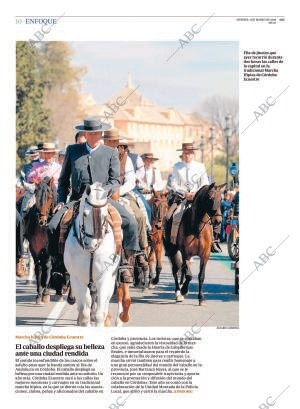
[36,177,57,209]
[191,184,213,229]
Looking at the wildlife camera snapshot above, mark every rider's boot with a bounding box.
[211,231,222,253]
[118,250,135,284]
[135,250,150,290]
[16,257,26,277]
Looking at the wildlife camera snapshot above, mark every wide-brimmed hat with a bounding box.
[58,149,66,156]
[37,143,44,151]
[103,129,121,141]
[75,117,111,132]
[40,142,59,153]
[118,137,135,146]
[142,153,159,161]
[176,142,199,151]
[25,145,39,156]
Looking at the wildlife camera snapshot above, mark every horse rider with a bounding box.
[47,117,139,285]
[58,149,66,166]
[119,139,152,225]
[103,129,149,275]
[22,145,42,180]
[27,142,62,188]
[168,142,222,253]
[139,153,165,201]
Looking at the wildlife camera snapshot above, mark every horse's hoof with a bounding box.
[53,294,64,302]
[36,296,44,305]
[67,295,76,305]
[148,282,155,289]
[119,312,130,323]
[152,277,159,285]
[42,293,50,303]
[175,291,184,302]
[198,298,207,306]
[116,317,124,327]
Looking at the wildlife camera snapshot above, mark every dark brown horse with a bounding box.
[24,177,57,304]
[164,183,225,305]
[147,190,169,287]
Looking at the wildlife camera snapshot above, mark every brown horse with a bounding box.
[164,183,225,305]
[24,177,57,304]
[147,190,169,287]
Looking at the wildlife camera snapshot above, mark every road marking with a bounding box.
[43,300,67,327]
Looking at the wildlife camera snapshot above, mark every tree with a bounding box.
[200,95,239,157]
[38,42,87,147]
[16,42,51,170]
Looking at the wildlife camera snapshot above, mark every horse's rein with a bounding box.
[76,198,109,252]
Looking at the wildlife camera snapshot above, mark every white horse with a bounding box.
[64,182,121,327]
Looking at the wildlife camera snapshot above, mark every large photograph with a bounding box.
[16,41,239,327]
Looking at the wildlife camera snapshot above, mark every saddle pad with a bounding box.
[170,200,186,245]
[107,204,123,257]
[127,191,151,229]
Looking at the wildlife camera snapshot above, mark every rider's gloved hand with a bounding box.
[53,202,64,213]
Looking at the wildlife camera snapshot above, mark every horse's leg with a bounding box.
[116,283,131,326]
[41,252,51,303]
[94,275,115,327]
[148,245,155,287]
[34,256,43,305]
[70,275,91,327]
[116,284,124,326]
[78,286,92,327]
[154,234,163,284]
[198,257,208,306]
[170,251,184,302]
[180,258,193,296]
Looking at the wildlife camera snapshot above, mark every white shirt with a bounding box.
[85,142,101,154]
[142,167,164,191]
[120,156,136,196]
[135,155,145,183]
[170,160,209,194]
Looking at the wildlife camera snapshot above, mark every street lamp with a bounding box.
[199,134,205,163]
[224,114,232,186]
[208,127,216,182]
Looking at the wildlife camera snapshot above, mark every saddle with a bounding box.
[58,202,123,257]
[170,200,189,245]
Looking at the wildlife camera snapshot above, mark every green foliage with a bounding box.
[16,41,86,171]
[16,42,51,170]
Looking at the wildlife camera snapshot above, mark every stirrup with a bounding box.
[211,241,222,253]
[118,265,134,284]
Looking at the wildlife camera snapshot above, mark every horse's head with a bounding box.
[35,177,57,226]
[151,190,169,228]
[79,182,110,252]
[208,183,227,225]
[193,182,226,225]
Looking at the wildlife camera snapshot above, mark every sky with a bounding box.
[70,41,239,114]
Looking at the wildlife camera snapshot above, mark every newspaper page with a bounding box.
[1,2,298,408]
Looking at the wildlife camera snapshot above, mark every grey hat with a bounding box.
[75,116,111,132]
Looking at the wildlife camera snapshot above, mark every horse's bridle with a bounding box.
[75,197,108,253]
[151,198,167,228]
[36,185,56,226]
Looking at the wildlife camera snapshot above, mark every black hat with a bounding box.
[25,145,39,156]
[75,117,111,132]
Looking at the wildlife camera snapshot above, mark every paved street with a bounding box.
[16,243,239,328]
